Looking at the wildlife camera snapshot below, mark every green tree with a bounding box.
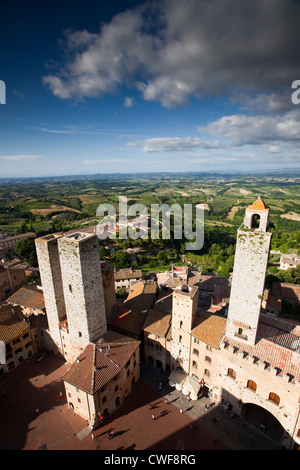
[14,237,38,267]
[113,251,131,269]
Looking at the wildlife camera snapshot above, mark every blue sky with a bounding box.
[1,0,300,178]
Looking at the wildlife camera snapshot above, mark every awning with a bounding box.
[181,375,201,401]
[168,369,186,390]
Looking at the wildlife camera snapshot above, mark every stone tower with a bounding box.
[57,232,107,354]
[226,197,272,346]
[35,234,66,354]
[171,284,198,373]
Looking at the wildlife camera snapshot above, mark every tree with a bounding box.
[113,251,131,269]
[14,237,38,267]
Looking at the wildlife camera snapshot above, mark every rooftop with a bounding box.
[114,268,143,281]
[191,312,227,350]
[0,307,30,344]
[6,286,45,311]
[109,281,157,337]
[223,313,300,381]
[63,339,140,395]
[144,309,172,338]
[246,196,268,212]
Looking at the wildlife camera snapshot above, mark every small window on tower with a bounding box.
[78,331,82,337]
[69,284,72,293]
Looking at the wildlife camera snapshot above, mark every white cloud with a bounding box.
[197,109,300,146]
[0,155,41,161]
[43,0,300,108]
[124,97,136,108]
[127,136,223,152]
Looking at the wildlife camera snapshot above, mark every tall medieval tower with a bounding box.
[35,232,107,360]
[225,197,272,346]
[57,232,107,349]
[171,285,198,373]
[35,234,66,355]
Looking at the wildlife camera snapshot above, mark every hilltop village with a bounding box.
[0,198,300,450]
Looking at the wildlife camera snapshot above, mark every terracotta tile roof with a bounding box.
[247,197,268,211]
[6,286,45,310]
[0,309,30,344]
[63,340,140,394]
[114,269,143,281]
[144,310,171,337]
[109,281,158,336]
[223,313,300,381]
[108,305,145,336]
[191,312,227,349]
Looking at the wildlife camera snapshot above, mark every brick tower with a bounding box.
[226,197,272,346]
[171,284,198,373]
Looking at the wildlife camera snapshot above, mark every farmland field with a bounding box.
[0,171,299,280]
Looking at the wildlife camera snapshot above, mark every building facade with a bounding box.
[63,338,140,426]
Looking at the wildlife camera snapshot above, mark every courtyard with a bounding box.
[0,352,279,451]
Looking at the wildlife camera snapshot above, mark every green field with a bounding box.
[0,171,299,281]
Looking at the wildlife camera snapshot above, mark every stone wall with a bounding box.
[35,235,66,355]
[226,228,272,345]
[58,233,107,351]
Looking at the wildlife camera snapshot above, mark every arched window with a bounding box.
[269,392,280,406]
[247,379,257,392]
[227,368,236,379]
[251,214,261,229]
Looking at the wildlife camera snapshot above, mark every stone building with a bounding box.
[225,198,272,345]
[35,234,67,355]
[0,302,41,374]
[160,198,300,449]
[6,285,45,316]
[114,268,143,291]
[101,261,116,320]
[57,232,107,362]
[34,231,140,426]
[35,232,109,363]
[63,334,140,426]
[0,232,36,258]
[0,259,27,301]
[143,288,173,373]
[170,284,198,373]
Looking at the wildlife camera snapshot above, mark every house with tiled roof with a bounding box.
[189,312,227,392]
[114,268,143,291]
[6,285,45,316]
[63,333,140,425]
[0,302,40,375]
[108,280,158,341]
[144,309,172,372]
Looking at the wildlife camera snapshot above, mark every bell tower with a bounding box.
[225,198,272,346]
